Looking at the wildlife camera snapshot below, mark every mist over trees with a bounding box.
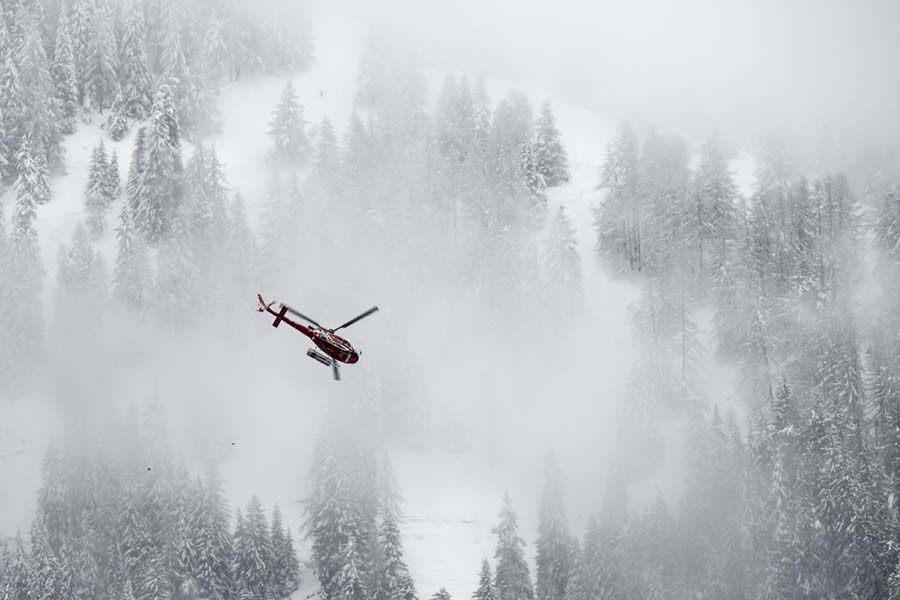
[1,1,900,598]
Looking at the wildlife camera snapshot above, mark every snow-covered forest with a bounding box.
[1,0,899,598]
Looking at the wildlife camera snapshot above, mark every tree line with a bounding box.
[0,403,300,600]
[594,123,900,597]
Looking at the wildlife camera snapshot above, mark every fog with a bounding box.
[2,0,900,597]
[312,0,900,155]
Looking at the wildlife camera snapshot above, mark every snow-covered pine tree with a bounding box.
[7,137,46,383]
[117,0,153,120]
[56,223,107,314]
[521,143,545,198]
[29,517,65,600]
[51,0,78,133]
[693,135,738,289]
[135,84,183,245]
[230,509,249,597]
[542,206,580,317]
[186,145,229,248]
[85,1,118,114]
[233,496,273,599]
[432,588,452,600]
[16,11,64,172]
[126,126,147,218]
[0,201,8,377]
[201,17,228,91]
[5,536,31,600]
[875,188,900,263]
[535,454,572,600]
[70,0,93,104]
[314,117,341,183]
[473,559,498,600]
[268,506,300,599]
[493,493,534,600]
[304,434,377,600]
[85,141,112,239]
[116,578,138,600]
[594,125,641,271]
[155,205,198,325]
[0,4,21,182]
[490,90,533,202]
[113,199,151,312]
[377,512,417,600]
[532,103,569,187]
[107,149,121,198]
[188,468,234,600]
[268,80,309,162]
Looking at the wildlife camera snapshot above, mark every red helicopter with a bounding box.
[256,294,378,381]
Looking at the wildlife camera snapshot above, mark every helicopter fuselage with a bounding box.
[262,302,360,364]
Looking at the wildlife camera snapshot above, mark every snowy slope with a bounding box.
[0,12,759,600]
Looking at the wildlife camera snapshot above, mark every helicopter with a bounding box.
[256,294,378,381]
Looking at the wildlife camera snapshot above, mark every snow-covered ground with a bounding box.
[0,12,758,599]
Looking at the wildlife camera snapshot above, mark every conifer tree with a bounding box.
[490,91,533,200]
[8,138,46,380]
[117,579,137,600]
[107,150,121,198]
[57,223,107,310]
[8,536,31,600]
[334,536,369,600]
[116,0,153,120]
[51,0,78,133]
[85,141,112,239]
[113,203,151,311]
[594,125,641,271]
[135,85,182,245]
[432,588,452,600]
[543,206,580,311]
[270,506,300,599]
[532,103,569,187]
[70,0,93,103]
[493,493,533,600]
[377,512,417,600]
[85,4,118,114]
[17,11,64,172]
[314,118,341,182]
[232,496,273,598]
[0,202,8,376]
[189,469,234,600]
[521,143,545,197]
[535,455,571,600]
[155,207,197,324]
[126,126,147,218]
[304,434,378,600]
[0,7,21,182]
[473,559,498,600]
[268,81,309,162]
[202,17,228,91]
[30,518,65,600]
[875,189,900,263]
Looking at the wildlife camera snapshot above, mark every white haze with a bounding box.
[312,0,900,169]
[1,1,899,596]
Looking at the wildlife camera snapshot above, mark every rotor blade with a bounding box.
[332,362,341,381]
[283,305,324,329]
[332,306,379,332]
